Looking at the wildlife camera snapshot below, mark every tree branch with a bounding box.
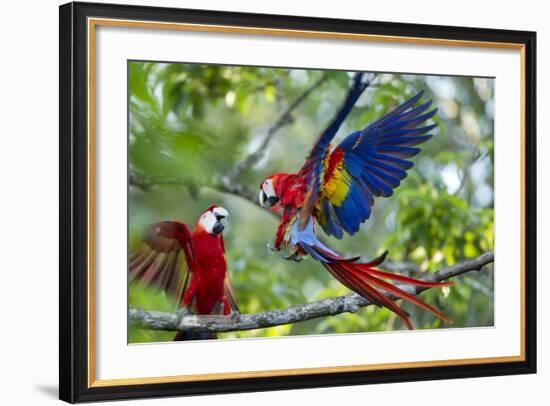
[129,251,494,333]
[227,74,328,179]
[129,73,373,215]
[216,176,262,208]
[129,171,279,218]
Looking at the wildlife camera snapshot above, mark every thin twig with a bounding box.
[130,171,280,218]
[129,73,375,216]
[462,275,494,299]
[129,251,494,333]
[227,74,328,179]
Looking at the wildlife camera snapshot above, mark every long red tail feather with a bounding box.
[324,262,414,329]
[355,268,452,324]
[362,251,389,267]
[344,267,414,329]
[323,256,452,329]
[358,265,453,288]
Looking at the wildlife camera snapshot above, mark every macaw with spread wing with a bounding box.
[259,74,451,329]
[129,205,238,340]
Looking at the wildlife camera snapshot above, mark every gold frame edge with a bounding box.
[86,17,527,388]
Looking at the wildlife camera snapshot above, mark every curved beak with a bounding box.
[267,196,279,207]
[259,190,267,208]
[212,221,225,236]
[212,212,227,236]
[259,189,279,209]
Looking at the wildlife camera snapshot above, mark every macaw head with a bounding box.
[259,173,291,211]
[196,205,229,236]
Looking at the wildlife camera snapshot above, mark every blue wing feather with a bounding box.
[303,74,370,173]
[297,74,372,230]
[369,160,407,179]
[371,153,414,170]
[317,91,437,238]
[377,145,422,158]
[321,199,344,239]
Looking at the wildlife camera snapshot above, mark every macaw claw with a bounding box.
[230,310,241,322]
[176,307,191,318]
[283,252,303,262]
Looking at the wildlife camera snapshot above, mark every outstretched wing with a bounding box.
[297,73,370,228]
[300,73,370,173]
[304,91,437,238]
[129,221,194,301]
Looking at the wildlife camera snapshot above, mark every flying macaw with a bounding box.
[259,74,451,329]
[129,205,238,340]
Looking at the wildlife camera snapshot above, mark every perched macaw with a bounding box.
[259,74,451,329]
[129,205,238,340]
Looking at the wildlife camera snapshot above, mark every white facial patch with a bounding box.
[198,206,229,234]
[198,210,217,234]
[212,206,229,219]
[259,189,267,207]
[262,179,276,198]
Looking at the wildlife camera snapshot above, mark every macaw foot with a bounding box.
[282,252,303,262]
[229,310,241,322]
[176,307,191,318]
[267,243,281,253]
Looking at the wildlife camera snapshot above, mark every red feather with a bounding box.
[322,257,452,329]
[324,147,345,181]
[323,261,414,329]
[185,228,228,315]
[129,208,238,341]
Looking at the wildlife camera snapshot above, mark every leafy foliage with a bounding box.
[128,62,494,343]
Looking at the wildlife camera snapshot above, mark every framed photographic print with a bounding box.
[59,1,537,403]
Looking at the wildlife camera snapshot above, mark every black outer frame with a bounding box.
[59,1,537,403]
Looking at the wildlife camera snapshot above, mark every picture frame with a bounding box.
[59,1,536,402]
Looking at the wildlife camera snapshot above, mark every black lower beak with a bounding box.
[267,196,280,207]
[212,221,225,235]
[260,191,268,206]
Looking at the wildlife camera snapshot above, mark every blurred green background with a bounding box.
[128,61,494,343]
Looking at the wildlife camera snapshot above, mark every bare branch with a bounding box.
[227,74,328,179]
[216,176,282,220]
[216,176,262,207]
[129,73,377,218]
[129,171,281,219]
[129,170,257,203]
[129,251,494,333]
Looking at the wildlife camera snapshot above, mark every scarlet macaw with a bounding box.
[129,205,238,340]
[259,74,451,329]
